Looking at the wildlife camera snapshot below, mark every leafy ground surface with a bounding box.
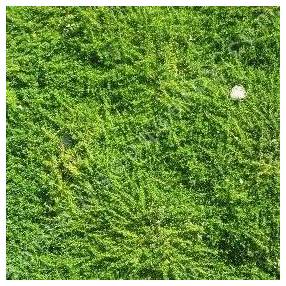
[6,7,280,280]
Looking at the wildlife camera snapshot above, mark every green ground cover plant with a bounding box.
[6,6,280,280]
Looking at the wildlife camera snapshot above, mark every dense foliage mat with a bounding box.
[6,7,280,280]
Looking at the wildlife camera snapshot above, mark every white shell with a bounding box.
[230,85,246,100]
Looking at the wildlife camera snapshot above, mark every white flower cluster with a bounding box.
[230,85,246,100]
